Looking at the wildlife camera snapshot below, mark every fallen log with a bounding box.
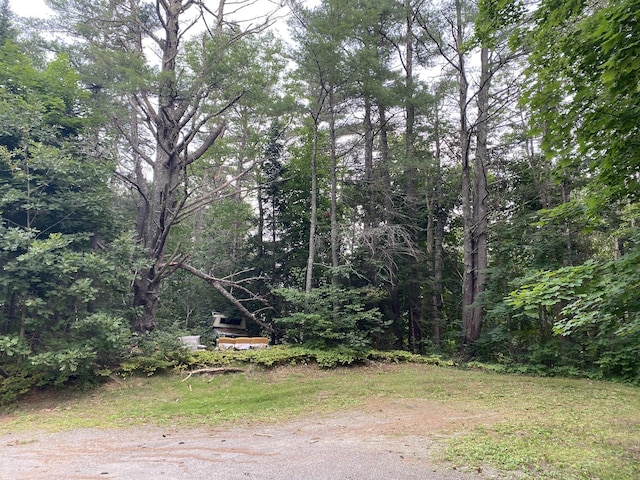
[182,367,245,381]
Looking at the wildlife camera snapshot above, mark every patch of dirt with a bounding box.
[0,397,507,480]
[358,398,498,435]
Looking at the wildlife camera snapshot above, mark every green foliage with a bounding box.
[273,285,388,349]
[28,346,97,385]
[0,39,133,403]
[474,0,525,47]
[253,122,333,286]
[120,330,193,377]
[507,0,640,383]
[524,0,640,206]
[507,252,640,337]
[3,0,636,394]
[0,334,30,358]
[242,346,316,367]
[0,371,33,405]
[71,313,130,364]
[503,248,640,381]
[119,356,175,378]
[116,345,448,376]
[367,349,452,366]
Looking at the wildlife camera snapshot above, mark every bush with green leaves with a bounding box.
[118,346,448,375]
[0,40,136,403]
[273,285,389,350]
[503,247,640,382]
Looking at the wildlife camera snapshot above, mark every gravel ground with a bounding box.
[1,402,502,480]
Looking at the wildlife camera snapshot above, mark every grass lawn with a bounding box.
[1,363,638,479]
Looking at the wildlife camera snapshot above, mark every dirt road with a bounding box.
[1,400,502,480]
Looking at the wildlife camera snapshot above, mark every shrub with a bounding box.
[273,286,389,350]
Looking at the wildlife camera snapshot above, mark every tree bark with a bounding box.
[379,103,401,346]
[430,104,445,345]
[458,0,476,347]
[329,90,340,287]
[404,0,422,353]
[305,117,320,295]
[131,0,183,332]
[363,95,375,227]
[461,38,491,347]
[468,45,490,345]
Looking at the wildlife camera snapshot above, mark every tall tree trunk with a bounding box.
[131,0,228,332]
[561,179,573,266]
[404,0,422,352]
[257,178,265,258]
[461,40,490,347]
[430,105,445,345]
[132,0,183,332]
[131,108,149,245]
[329,91,340,287]
[380,103,401,346]
[305,117,320,295]
[379,104,391,220]
[363,95,375,227]
[468,46,490,344]
[433,208,445,344]
[53,0,267,333]
[458,0,476,347]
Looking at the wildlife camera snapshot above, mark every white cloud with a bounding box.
[10,0,52,19]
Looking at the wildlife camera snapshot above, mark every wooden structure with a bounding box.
[216,337,270,350]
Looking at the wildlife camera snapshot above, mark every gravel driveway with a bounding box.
[1,400,501,480]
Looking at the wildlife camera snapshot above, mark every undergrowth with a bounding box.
[120,345,453,376]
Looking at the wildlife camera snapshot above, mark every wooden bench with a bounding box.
[216,337,237,350]
[250,337,269,349]
[215,337,270,350]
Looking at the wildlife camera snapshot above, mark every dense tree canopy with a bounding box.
[1,0,638,398]
[0,32,134,396]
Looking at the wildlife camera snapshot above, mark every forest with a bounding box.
[0,0,638,401]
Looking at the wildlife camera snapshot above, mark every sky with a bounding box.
[10,0,52,18]
[9,0,292,30]
[9,0,295,47]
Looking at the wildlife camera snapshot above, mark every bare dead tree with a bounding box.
[48,0,282,332]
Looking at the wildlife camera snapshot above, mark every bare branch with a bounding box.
[182,368,245,381]
[114,116,156,168]
[184,123,226,166]
[113,170,149,202]
[171,262,274,333]
[176,160,253,221]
